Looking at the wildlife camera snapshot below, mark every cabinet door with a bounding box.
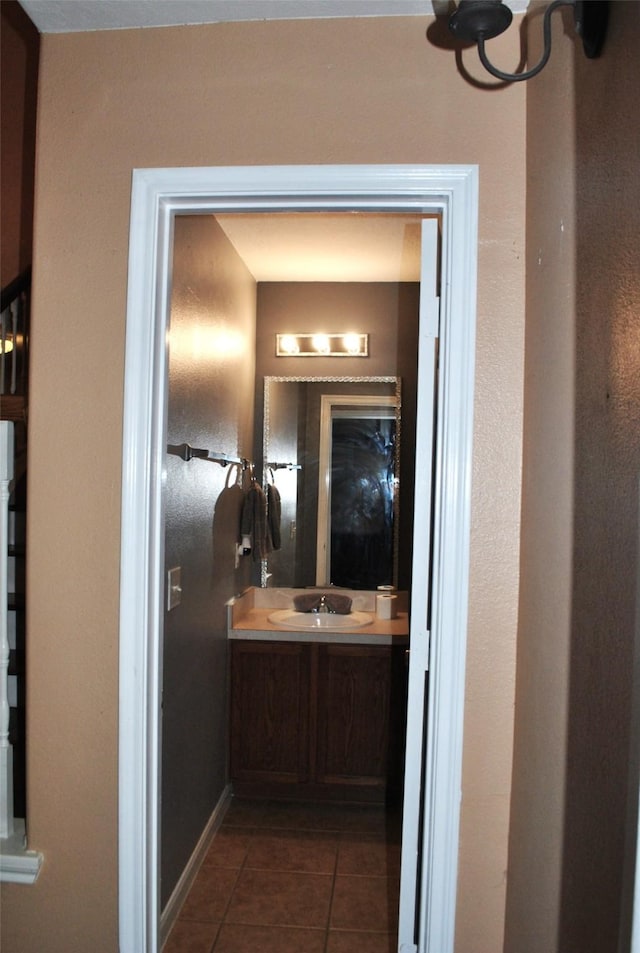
[229,641,310,784]
[315,644,392,790]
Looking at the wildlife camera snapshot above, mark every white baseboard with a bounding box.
[159,784,233,948]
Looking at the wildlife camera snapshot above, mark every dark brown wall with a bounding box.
[505,3,640,952]
[561,3,640,949]
[255,281,419,592]
[1,1,39,287]
[162,214,257,905]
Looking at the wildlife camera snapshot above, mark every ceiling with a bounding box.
[19,0,528,34]
[214,212,426,282]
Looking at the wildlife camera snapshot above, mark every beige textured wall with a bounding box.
[503,9,576,952]
[505,3,640,952]
[0,17,525,952]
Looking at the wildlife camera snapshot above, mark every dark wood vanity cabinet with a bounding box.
[229,641,312,786]
[315,644,393,788]
[229,640,406,803]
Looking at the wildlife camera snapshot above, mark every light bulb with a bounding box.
[279,334,299,355]
[312,334,330,354]
[343,333,361,355]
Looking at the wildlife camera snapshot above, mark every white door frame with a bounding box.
[119,164,478,953]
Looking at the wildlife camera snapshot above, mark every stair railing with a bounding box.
[1,268,30,400]
[0,421,14,838]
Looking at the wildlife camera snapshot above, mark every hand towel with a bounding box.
[240,482,273,561]
[267,482,282,551]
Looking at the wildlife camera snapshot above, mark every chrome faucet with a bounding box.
[313,594,334,614]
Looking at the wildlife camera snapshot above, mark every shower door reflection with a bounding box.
[317,395,398,589]
[262,377,401,590]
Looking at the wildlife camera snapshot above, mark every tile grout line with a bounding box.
[322,828,342,953]
[210,827,253,951]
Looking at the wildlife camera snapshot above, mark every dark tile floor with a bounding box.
[163,798,402,953]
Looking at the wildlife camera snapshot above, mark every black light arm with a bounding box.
[479,0,569,82]
[448,0,608,83]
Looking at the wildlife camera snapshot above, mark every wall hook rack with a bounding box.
[167,443,251,469]
[266,461,303,471]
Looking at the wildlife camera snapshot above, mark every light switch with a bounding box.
[167,566,182,611]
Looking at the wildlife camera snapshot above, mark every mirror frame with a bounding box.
[261,375,401,589]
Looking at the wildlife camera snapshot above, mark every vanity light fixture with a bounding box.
[448,0,608,83]
[276,333,369,358]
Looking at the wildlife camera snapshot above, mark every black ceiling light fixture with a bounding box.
[448,0,608,82]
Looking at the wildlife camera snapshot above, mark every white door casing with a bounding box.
[119,164,478,953]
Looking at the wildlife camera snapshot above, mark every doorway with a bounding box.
[119,165,478,953]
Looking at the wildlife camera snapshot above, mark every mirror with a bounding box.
[262,376,401,590]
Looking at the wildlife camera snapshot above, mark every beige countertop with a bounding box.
[229,606,409,645]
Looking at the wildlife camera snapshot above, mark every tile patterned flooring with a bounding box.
[163,798,402,953]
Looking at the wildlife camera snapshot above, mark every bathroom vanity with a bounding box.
[227,588,409,803]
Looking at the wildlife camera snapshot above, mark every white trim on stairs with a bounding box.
[0,820,43,884]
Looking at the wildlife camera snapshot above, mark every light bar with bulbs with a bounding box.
[276,333,369,358]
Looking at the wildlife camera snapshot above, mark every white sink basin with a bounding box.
[268,609,373,631]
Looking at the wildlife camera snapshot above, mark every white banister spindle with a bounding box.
[0,421,14,839]
[10,299,19,396]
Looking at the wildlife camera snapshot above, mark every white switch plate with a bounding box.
[167,566,182,611]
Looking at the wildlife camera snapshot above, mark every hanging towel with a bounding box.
[240,481,273,561]
[267,482,282,551]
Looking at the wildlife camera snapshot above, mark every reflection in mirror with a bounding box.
[262,377,400,590]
